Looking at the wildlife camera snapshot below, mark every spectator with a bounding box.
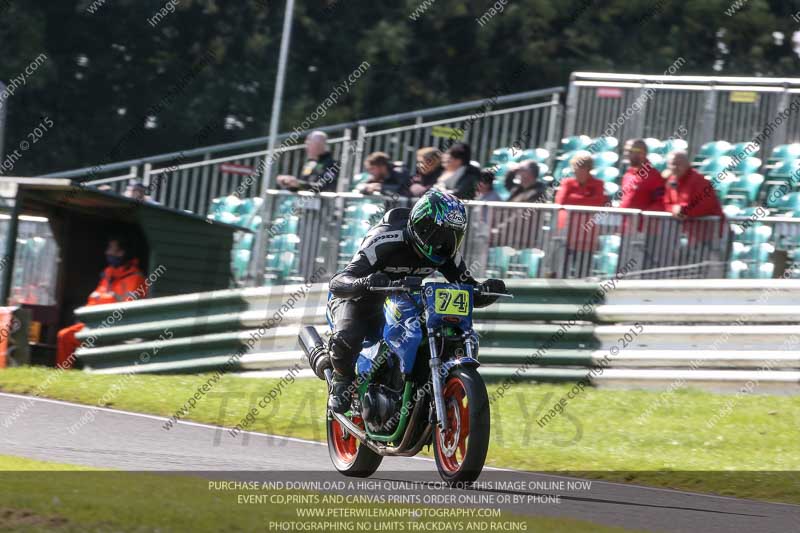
[555,153,608,276]
[663,150,725,256]
[507,161,547,203]
[663,151,724,219]
[276,131,339,192]
[356,152,410,196]
[434,143,480,200]
[56,236,147,368]
[476,170,501,202]
[619,139,665,211]
[408,147,443,197]
[123,179,159,204]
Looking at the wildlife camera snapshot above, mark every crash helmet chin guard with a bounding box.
[407,189,468,265]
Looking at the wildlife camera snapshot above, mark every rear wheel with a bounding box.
[433,367,490,485]
[327,413,383,477]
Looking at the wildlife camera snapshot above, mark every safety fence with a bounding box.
[565,72,800,157]
[231,191,740,286]
[38,88,564,215]
[71,279,800,393]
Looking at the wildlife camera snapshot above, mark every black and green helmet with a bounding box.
[407,190,468,265]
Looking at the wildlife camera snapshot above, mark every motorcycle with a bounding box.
[299,276,511,484]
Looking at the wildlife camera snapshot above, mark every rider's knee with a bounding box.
[329,330,360,359]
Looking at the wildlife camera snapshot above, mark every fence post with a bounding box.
[630,81,648,139]
[700,84,718,147]
[563,76,578,138]
[353,124,366,175]
[545,92,562,155]
[337,128,353,193]
[773,85,791,148]
[143,163,152,188]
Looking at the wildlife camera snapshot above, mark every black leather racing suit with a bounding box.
[327,207,497,379]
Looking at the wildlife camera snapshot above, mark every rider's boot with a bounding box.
[328,372,353,414]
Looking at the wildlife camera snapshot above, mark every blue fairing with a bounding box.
[355,292,423,376]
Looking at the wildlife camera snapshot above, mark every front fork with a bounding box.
[427,328,476,432]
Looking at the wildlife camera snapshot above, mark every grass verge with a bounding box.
[0,367,798,504]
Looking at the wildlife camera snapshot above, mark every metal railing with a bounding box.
[565,72,800,157]
[228,193,747,285]
[37,87,564,215]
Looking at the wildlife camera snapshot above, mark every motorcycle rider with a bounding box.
[326,190,506,413]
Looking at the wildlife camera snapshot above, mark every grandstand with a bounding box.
[28,73,800,287]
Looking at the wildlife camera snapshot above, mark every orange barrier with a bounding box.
[0,308,11,369]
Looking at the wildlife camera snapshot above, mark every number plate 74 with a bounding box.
[434,289,469,316]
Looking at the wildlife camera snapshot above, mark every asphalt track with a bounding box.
[0,392,797,532]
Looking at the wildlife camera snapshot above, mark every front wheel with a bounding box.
[327,413,383,477]
[433,367,490,485]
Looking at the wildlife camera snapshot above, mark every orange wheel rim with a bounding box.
[435,377,469,474]
[331,416,362,463]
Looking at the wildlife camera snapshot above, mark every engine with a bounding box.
[361,383,403,434]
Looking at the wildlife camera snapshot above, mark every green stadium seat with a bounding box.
[604,182,620,197]
[592,151,619,169]
[643,138,664,154]
[658,138,688,155]
[765,159,800,181]
[727,173,764,204]
[490,148,513,165]
[514,148,550,163]
[517,248,545,278]
[589,136,619,152]
[351,172,371,189]
[730,157,762,176]
[487,246,515,278]
[232,249,251,279]
[693,141,732,165]
[728,142,759,159]
[698,156,734,177]
[732,224,772,245]
[592,252,619,277]
[268,233,300,253]
[647,153,667,172]
[559,135,593,154]
[711,171,737,199]
[722,204,742,218]
[593,167,620,182]
[767,143,800,165]
[598,234,622,255]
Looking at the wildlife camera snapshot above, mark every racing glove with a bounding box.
[474,278,506,308]
[354,272,391,295]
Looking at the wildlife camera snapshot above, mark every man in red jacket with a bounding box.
[555,153,608,276]
[663,151,726,273]
[56,237,147,368]
[620,139,665,211]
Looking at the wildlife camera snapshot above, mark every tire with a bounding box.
[433,367,490,485]
[327,413,383,477]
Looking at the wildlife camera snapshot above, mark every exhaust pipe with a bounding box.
[298,326,330,380]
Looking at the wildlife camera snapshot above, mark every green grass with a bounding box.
[1,367,798,504]
[0,455,635,533]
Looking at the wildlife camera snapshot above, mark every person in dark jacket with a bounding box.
[435,143,480,200]
[507,161,547,203]
[356,151,410,196]
[408,147,444,197]
[276,131,339,192]
[325,190,505,413]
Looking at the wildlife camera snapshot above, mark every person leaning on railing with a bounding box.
[555,152,608,274]
[507,160,547,203]
[275,130,339,192]
[355,151,410,196]
[408,147,444,197]
[663,150,725,243]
